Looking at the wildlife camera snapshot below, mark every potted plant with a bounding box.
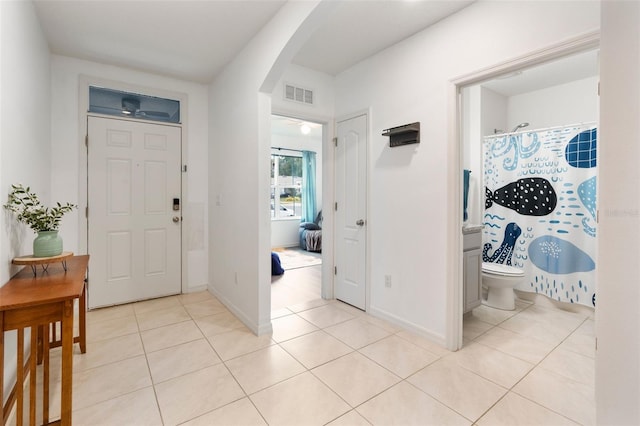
[4,184,77,257]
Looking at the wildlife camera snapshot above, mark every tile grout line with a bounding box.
[465,306,593,424]
[135,300,168,426]
[73,291,593,425]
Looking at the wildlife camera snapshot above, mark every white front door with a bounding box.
[87,116,182,308]
[335,113,367,310]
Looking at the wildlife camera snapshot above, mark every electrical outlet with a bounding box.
[385,275,392,288]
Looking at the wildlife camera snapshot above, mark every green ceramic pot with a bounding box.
[33,230,63,257]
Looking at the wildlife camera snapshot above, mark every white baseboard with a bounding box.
[183,284,208,294]
[368,305,447,347]
[207,285,273,336]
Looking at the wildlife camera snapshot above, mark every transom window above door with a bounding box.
[89,86,180,124]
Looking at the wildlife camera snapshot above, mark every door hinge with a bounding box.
[597,81,600,96]
[335,202,338,211]
[85,135,88,147]
[334,266,337,275]
[85,206,88,218]
[333,137,338,147]
[182,164,187,173]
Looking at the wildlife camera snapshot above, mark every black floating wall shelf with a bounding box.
[382,122,420,147]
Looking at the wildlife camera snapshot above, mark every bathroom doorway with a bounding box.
[455,43,600,348]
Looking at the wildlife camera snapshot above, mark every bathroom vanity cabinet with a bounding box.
[463,226,483,313]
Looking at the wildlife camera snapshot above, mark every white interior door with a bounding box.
[335,113,367,310]
[88,116,182,308]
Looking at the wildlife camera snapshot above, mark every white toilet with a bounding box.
[481,262,525,310]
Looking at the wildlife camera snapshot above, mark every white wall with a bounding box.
[480,88,508,143]
[208,1,335,334]
[462,85,480,225]
[334,1,599,343]
[462,86,508,226]
[0,0,51,402]
[508,76,599,130]
[476,87,509,225]
[272,63,335,119]
[49,55,210,291]
[270,129,323,248]
[596,1,640,423]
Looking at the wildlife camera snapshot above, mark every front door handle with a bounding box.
[356,219,365,226]
[173,216,181,223]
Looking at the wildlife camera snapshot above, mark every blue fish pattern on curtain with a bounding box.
[483,124,597,306]
[578,176,597,237]
[483,222,521,265]
[485,177,557,216]
[565,128,597,168]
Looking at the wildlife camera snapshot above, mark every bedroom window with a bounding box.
[271,154,302,219]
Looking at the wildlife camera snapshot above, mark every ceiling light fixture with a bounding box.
[300,124,311,135]
[121,97,140,115]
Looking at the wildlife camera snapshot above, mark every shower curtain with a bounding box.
[483,123,597,307]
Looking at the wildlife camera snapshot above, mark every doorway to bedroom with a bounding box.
[270,114,324,312]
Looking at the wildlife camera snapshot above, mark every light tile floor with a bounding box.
[25,267,595,425]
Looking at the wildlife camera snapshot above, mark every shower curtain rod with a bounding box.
[271,146,315,154]
[485,121,597,139]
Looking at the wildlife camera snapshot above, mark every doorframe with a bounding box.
[334,109,371,311]
[78,76,189,294]
[447,30,600,350]
[270,109,334,300]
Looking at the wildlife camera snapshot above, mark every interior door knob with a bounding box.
[356,219,365,226]
[172,216,180,223]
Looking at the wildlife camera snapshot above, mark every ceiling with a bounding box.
[271,115,322,140]
[33,1,598,97]
[290,0,473,75]
[481,49,599,97]
[33,0,473,83]
[34,0,287,83]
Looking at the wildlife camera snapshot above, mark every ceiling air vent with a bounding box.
[284,83,314,105]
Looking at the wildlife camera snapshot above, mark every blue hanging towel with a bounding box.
[463,169,471,221]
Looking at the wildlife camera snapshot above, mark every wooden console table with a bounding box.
[0,255,89,426]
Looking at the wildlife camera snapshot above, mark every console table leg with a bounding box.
[29,330,37,425]
[60,300,73,425]
[0,314,4,426]
[79,284,87,353]
[16,329,24,426]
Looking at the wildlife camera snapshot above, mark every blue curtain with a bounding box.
[301,151,316,223]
